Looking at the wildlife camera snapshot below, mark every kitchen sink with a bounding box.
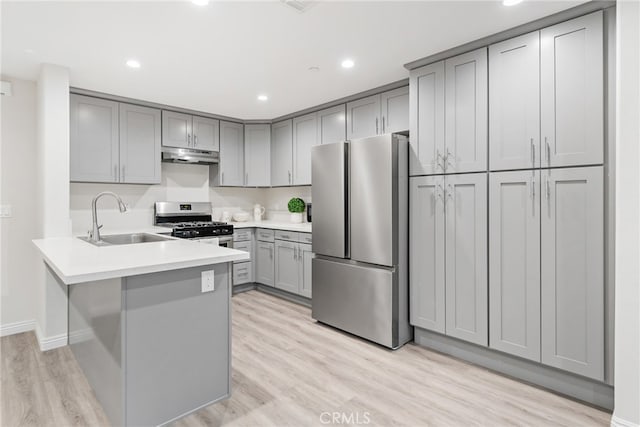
[78,233,175,247]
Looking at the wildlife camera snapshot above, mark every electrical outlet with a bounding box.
[201,270,215,293]
[0,205,12,218]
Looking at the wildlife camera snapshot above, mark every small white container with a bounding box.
[290,212,303,223]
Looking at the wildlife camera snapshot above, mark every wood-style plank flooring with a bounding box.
[1,290,611,426]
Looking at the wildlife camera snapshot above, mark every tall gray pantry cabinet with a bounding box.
[409,10,606,382]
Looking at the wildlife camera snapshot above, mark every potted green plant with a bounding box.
[287,197,306,223]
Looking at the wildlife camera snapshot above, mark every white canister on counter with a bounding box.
[253,204,266,222]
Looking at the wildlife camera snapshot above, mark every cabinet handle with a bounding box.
[437,183,445,201]
[194,134,198,147]
[221,172,224,185]
[288,170,291,184]
[436,149,444,171]
[545,137,551,166]
[245,173,248,186]
[121,165,125,182]
[188,134,191,146]
[382,116,386,134]
[375,118,379,134]
[546,176,551,200]
[530,138,535,167]
[531,174,535,200]
[445,148,453,171]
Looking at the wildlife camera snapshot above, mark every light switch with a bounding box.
[201,270,215,293]
[0,205,12,218]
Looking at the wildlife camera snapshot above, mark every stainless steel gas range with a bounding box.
[154,202,234,247]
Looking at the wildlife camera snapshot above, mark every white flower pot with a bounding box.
[290,212,303,224]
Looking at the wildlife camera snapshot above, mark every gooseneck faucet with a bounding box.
[89,191,128,243]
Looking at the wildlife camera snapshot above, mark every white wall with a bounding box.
[261,186,312,222]
[0,77,39,335]
[613,1,640,426]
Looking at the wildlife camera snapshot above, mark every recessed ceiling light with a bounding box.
[126,59,141,69]
[24,49,35,54]
[341,59,355,69]
[308,66,320,72]
[192,0,210,5]
[503,0,523,6]
[257,94,268,102]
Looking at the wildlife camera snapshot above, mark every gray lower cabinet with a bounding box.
[444,173,488,346]
[70,94,119,183]
[489,170,541,362]
[409,175,445,333]
[271,120,293,186]
[244,124,271,187]
[233,231,253,286]
[70,94,161,184]
[119,104,161,184]
[541,166,604,380]
[274,240,299,293]
[274,237,312,297]
[255,241,274,287]
[216,121,244,187]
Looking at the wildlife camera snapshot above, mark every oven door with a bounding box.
[217,236,233,248]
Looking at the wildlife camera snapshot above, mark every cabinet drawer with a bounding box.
[233,240,252,263]
[275,230,299,242]
[233,229,253,242]
[299,233,312,244]
[256,228,275,242]
[233,262,253,285]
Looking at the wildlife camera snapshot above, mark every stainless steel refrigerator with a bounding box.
[311,134,412,349]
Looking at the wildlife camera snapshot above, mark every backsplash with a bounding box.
[70,163,312,234]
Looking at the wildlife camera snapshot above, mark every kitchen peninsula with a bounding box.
[32,235,249,426]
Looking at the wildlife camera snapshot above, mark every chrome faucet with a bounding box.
[88,191,128,243]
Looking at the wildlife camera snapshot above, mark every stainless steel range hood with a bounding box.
[161,146,219,164]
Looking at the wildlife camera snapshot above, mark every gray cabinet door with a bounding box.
[162,110,192,149]
[346,94,381,140]
[409,176,445,333]
[119,103,161,184]
[271,120,293,186]
[218,121,244,186]
[192,116,219,152]
[244,124,271,187]
[70,94,119,183]
[445,173,488,346]
[541,166,604,380]
[316,104,346,145]
[274,240,299,294]
[409,61,445,176]
[541,11,603,168]
[489,170,540,361]
[255,241,274,287]
[489,32,540,171]
[299,243,313,298]
[445,48,488,173]
[380,86,409,134]
[292,113,317,186]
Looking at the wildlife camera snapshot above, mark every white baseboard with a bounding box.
[612,415,640,427]
[34,324,67,351]
[0,319,36,337]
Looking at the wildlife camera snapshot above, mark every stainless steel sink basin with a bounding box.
[79,233,175,247]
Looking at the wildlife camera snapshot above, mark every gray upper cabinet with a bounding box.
[409,175,445,333]
[445,48,488,174]
[409,61,445,176]
[292,113,317,186]
[255,241,275,287]
[274,239,299,294]
[489,170,541,362]
[299,243,313,298]
[316,104,346,145]
[192,116,220,151]
[217,121,244,187]
[541,166,604,380]
[119,104,161,184]
[445,173,488,346]
[346,94,380,140]
[489,32,541,171]
[244,124,271,187]
[70,94,119,183]
[162,111,191,149]
[541,11,603,168]
[271,120,293,186]
[380,86,409,134]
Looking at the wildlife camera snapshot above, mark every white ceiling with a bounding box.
[2,1,584,119]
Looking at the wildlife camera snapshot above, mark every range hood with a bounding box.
[161,146,219,165]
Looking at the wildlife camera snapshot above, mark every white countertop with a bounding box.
[229,220,312,233]
[33,232,249,285]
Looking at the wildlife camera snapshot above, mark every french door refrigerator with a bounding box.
[311,134,412,349]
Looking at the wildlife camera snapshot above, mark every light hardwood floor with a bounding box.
[2,290,611,426]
